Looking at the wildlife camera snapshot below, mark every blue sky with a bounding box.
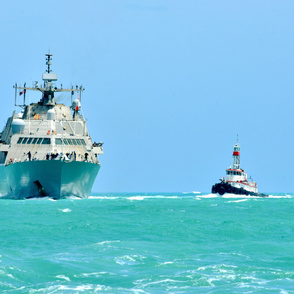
[1,0,294,193]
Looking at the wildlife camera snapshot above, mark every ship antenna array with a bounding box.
[13,82,26,108]
[13,53,85,108]
[45,53,52,73]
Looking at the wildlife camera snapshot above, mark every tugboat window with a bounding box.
[37,138,43,144]
[55,138,62,145]
[76,139,82,145]
[72,139,77,145]
[32,138,38,144]
[27,138,33,144]
[68,139,73,145]
[63,139,69,145]
[81,139,86,145]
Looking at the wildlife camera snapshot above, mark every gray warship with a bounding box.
[0,54,103,199]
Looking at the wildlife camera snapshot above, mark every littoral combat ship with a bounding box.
[211,141,267,197]
[0,54,103,199]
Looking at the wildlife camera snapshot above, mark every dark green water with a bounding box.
[0,193,293,293]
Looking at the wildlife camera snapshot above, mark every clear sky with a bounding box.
[1,0,294,193]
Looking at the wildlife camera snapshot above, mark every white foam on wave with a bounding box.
[81,272,109,278]
[115,255,146,265]
[227,199,250,203]
[138,278,183,288]
[59,285,93,291]
[56,275,71,281]
[128,196,145,201]
[222,194,255,198]
[97,240,120,245]
[94,284,112,292]
[197,264,237,271]
[158,261,174,266]
[127,195,179,200]
[196,193,218,198]
[59,208,71,213]
[268,194,293,198]
[89,196,119,200]
[66,195,81,200]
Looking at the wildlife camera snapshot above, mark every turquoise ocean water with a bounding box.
[0,192,293,293]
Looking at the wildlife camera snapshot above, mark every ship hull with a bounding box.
[211,182,268,197]
[0,160,100,199]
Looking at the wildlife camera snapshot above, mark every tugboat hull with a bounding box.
[211,182,268,197]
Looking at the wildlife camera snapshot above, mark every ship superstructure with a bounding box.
[0,54,103,199]
[211,141,267,197]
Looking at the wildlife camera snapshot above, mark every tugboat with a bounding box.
[0,54,103,199]
[211,140,267,197]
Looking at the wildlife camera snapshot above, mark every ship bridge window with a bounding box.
[63,138,69,145]
[17,137,24,144]
[76,139,82,145]
[42,138,51,145]
[72,139,77,145]
[32,138,38,144]
[37,138,43,144]
[22,138,28,144]
[68,139,73,145]
[81,139,86,145]
[27,138,33,144]
[55,138,62,145]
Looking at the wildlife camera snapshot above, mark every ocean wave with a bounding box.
[135,278,184,288]
[268,194,293,198]
[88,196,120,200]
[115,255,147,266]
[157,261,174,266]
[196,193,218,198]
[227,199,250,203]
[56,275,70,281]
[127,195,179,200]
[96,240,121,246]
[87,193,294,201]
[59,208,71,213]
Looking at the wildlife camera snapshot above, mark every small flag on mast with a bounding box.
[19,89,26,96]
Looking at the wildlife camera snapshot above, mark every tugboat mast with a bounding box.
[232,142,240,170]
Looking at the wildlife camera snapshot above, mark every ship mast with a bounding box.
[232,140,240,170]
[42,53,58,106]
[46,53,52,73]
[13,53,85,107]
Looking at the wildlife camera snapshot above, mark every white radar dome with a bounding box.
[47,109,55,120]
[11,119,25,134]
